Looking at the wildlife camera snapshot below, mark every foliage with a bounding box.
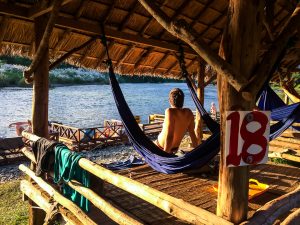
[0,180,28,225]
[0,55,182,87]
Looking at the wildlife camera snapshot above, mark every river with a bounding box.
[0,83,218,138]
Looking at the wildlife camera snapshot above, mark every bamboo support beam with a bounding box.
[78,158,233,225]
[21,132,232,225]
[20,180,83,225]
[281,208,300,225]
[50,37,96,70]
[137,0,247,93]
[28,0,72,19]
[241,186,300,225]
[242,4,300,100]
[67,180,144,225]
[23,0,62,83]
[19,164,97,225]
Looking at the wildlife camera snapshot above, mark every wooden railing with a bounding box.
[51,119,163,151]
[51,122,127,151]
[20,132,234,225]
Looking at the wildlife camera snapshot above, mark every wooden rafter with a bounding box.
[101,0,116,24]
[133,47,153,70]
[151,51,170,73]
[75,0,90,19]
[190,0,217,28]
[0,2,196,56]
[243,3,300,99]
[51,29,71,57]
[0,15,9,48]
[138,0,247,92]
[140,0,168,36]
[156,0,191,38]
[24,0,63,83]
[51,1,87,58]
[28,0,73,19]
[95,41,114,69]
[78,40,95,64]
[116,45,135,68]
[118,1,139,31]
[50,37,96,70]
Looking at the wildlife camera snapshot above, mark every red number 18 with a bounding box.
[226,111,268,166]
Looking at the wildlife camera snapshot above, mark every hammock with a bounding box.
[107,61,220,174]
[258,85,300,133]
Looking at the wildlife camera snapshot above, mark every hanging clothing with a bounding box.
[32,137,58,176]
[53,144,90,212]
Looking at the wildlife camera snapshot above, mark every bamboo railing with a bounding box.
[21,131,233,225]
[20,131,300,224]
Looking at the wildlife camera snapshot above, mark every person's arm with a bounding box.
[163,109,174,153]
[188,111,198,148]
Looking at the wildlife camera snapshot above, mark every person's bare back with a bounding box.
[155,88,198,154]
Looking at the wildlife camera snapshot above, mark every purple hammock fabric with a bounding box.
[258,85,300,134]
[107,61,220,174]
[107,59,298,173]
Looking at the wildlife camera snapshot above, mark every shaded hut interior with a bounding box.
[1,0,300,225]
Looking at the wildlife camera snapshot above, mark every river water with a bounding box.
[0,83,218,138]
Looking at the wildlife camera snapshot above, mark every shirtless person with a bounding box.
[155,88,198,154]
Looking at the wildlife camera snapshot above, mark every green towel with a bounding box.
[53,144,90,212]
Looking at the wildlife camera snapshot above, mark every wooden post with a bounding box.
[216,1,263,223]
[195,60,205,144]
[29,15,50,225]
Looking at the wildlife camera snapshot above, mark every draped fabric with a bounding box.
[107,62,220,174]
[107,57,300,173]
[258,85,300,134]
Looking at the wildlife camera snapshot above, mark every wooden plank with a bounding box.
[28,0,73,19]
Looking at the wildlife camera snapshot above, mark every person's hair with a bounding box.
[169,88,184,108]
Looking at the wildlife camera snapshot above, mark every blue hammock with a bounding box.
[107,62,220,174]
[258,85,300,133]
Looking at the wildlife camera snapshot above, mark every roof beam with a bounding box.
[0,2,196,56]
[118,1,139,31]
[0,15,9,48]
[55,16,195,55]
[242,3,300,99]
[138,0,247,92]
[28,0,73,19]
[24,0,63,83]
[50,37,96,70]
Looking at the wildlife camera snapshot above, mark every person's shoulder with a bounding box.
[183,108,193,114]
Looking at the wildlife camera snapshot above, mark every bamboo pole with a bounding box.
[281,208,300,225]
[67,180,145,225]
[78,158,232,225]
[19,164,97,225]
[137,0,248,93]
[23,0,62,83]
[20,180,83,225]
[21,132,233,225]
[50,37,97,70]
[195,61,205,144]
[241,186,300,225]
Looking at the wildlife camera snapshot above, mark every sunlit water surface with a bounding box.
[0,83,218,137]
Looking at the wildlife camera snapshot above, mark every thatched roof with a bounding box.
[0,0,299,79]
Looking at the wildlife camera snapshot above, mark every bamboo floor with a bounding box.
[87,162,300,224]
